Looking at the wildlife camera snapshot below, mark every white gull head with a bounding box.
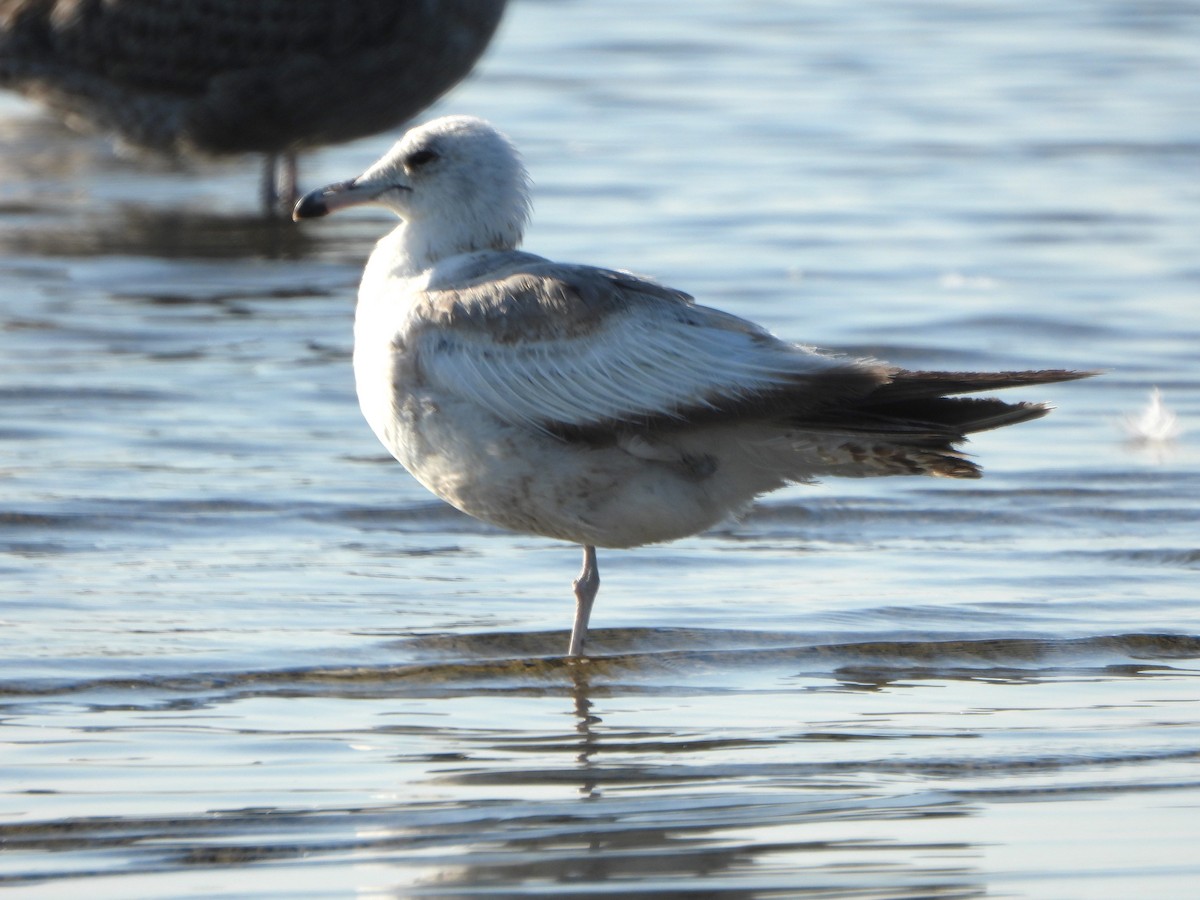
[293,115,532,269]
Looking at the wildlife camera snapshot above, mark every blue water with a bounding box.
[2,1,1199,896]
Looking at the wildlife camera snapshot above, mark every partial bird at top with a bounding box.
[293,116,1092,658]
[0,0,507,214]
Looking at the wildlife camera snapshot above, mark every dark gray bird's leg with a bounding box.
[261,152,300,216]
[279,152,299,208]
[261,153,281,215]
[568,545,599,657]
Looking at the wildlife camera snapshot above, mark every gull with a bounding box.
[0,0,506,213]
[293,115,1089,658]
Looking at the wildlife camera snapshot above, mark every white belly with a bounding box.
[362,372,741,548]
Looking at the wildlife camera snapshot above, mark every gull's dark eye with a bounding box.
[404,148,439,170]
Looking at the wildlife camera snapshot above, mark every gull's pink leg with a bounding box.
[568,545,599,657]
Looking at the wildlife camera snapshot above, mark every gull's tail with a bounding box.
[794,368,1094,479]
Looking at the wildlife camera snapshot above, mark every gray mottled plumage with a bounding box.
[0,0,507,209]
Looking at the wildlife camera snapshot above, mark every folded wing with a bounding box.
[414,261,888,437]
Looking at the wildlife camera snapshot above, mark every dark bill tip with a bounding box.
[292,186,334,221]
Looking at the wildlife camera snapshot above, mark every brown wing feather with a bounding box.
[791,368,1093,479]
[873,368,1093,401]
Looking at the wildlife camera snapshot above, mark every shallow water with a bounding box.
[2,0,1199,896]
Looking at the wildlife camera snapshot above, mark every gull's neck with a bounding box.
[363,225,517,297]
[382,214,523,278]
